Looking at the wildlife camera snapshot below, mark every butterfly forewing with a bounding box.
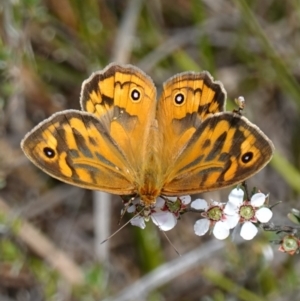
[21,111,137,194]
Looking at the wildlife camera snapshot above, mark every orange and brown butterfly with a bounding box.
[21,63,274,212]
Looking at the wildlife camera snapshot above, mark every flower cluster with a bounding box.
[127,195,190,231]
[125,188,273,241]
[193,188,273,240]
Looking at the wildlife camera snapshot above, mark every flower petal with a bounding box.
[224,202,238,215]
[240,221,258,240]
[181,195,191,204]
[225,213,240,229]
[228,188,244,206]
[155,197,166,208]
[250,193,266,207]
[194,219,210,236]
[256,207,273,223]
[213,221,230,240]
[130,216,146,229]
[166,196,177,202]
[127,204,136,213]
[132,198,141,205]
[210,200,220,206]
[151,211,177,231]
[191,199,208,210]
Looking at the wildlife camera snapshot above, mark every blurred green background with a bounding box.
[1,0,300,300]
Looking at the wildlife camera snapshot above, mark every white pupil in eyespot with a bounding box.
[132,90,140,100]
[175,93,184,103]
[242,152,253,163]
[44,147,55,158]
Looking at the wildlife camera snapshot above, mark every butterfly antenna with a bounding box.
[161,230,181,256]
[150,214,181,256]
[118,196,136,225]
[100,207,145,245]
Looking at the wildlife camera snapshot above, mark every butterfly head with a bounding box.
[139,187,161,208]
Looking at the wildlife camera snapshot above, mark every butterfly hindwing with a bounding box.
[80,63,157,171]
[161,112,274,195]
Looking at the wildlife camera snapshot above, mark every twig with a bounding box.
[20,185,84,219]
[137,16,239,72]
[111,0,144,63]
[102,240,228,301]
[94,0,144,263]
[0,197,84,286]
[93,191,111,262]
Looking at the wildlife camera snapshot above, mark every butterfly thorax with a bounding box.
[138,127,164,207]
[138,172,162,207]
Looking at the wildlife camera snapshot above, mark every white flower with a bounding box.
[224,188,273,240]
[151,211,177,231]
[130,216,146,229]
[127,195,191,231]
[192,199,231,240]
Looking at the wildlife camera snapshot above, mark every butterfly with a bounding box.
[21,63,274,211]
